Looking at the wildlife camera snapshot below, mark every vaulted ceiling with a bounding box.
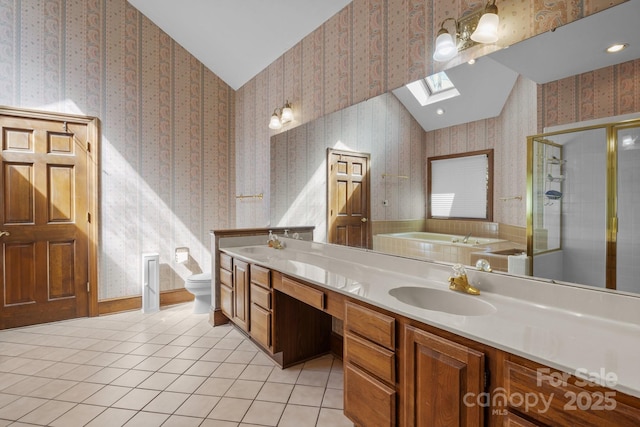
[127,0,352,90]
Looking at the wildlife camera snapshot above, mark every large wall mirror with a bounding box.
[270,1,640,297]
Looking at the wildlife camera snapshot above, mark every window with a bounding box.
[428,149,493,220]
[405,71,460,107]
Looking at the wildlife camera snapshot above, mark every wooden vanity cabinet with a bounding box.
[344,301,397,427]
[504,357,640,427]
[218,248,640,427]
[403,324,485,427]
[249,264,272,351]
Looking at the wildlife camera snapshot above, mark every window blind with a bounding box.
[430,154,488,218]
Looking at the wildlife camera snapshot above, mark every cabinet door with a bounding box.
[220,283,233,319]
[250,303,271,349]
[403,325,485,427]
[233,260,249,331]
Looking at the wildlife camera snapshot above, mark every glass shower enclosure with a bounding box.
[527,118,640,293]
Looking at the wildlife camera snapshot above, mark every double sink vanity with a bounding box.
[210,228,640,427]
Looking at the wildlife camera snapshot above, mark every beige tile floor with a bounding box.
[0,304,353,427]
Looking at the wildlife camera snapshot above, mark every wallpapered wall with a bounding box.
[0,0,235,300]
[539,58,640,129]
[270,92,425,242]
[235,0,626,229]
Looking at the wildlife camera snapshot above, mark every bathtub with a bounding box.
[372,232,506,265]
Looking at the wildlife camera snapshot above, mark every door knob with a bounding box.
[0,231,9,238]
[361,218,368,223]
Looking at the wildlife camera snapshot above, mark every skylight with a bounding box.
[425,71,455,94]
[405,71,460,107]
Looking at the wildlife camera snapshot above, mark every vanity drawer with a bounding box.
[505,360,640,426]
[251,264,271,289]
[344,362,396,427]
[219,252,232,271]
[251,283,271,310]
[276,276,324,310]
[345,301,395,350]
[345,332,395,384]
[219,268,233,288]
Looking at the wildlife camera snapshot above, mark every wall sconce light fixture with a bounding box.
[268,100,293,130]
[433,1,500,62]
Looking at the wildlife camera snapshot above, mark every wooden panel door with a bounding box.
[1,113,93,328]
[328,149,371,248]
[403,325,485,427]
[233,259,249,331]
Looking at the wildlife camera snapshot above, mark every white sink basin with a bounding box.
[388,286,496,316]
[236,246,280,260]
[238,246,271,254]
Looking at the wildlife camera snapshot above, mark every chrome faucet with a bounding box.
[462,232,472,244]
[448,264,480,295]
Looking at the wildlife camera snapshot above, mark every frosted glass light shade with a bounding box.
[471,12,499,43]
[269,113,282,130]
[281,105,293,123]
[433,32,457,62]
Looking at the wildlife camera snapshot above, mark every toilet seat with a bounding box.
[186,273,211,289]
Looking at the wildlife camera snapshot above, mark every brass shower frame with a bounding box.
[526,117,640,290]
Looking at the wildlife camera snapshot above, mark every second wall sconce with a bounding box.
[433,0,499,62]
[268,100,294,130]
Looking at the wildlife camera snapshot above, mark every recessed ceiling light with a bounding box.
[436,108,445,115]
[606,43,629,53]
[468,59,476,65]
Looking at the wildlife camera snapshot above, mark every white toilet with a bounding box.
[185,272,212,314]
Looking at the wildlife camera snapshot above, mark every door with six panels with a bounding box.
[327,149,371,248]
[1,112,93,329]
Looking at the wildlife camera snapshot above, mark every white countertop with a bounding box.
[220,238,640,398]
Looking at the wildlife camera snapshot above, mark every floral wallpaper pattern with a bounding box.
[0,0,235,300]
[235,0,626,229]
[539,58,640,129]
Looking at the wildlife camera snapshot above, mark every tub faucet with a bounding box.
[462,232,472,243]
[448,264,480,295]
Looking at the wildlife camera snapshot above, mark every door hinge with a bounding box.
[87,141,91,153]
[484,370,490,391]
[87,212,91,223]
[87,282,90,292]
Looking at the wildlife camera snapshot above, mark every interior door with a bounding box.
[1,113,91,328]
[327,149,371,248]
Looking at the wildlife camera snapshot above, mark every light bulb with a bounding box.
[269,113,282,130]
[471,9,499,44]
[433,32,457,62]
[606,43,628,53]
[281,102,293,123]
